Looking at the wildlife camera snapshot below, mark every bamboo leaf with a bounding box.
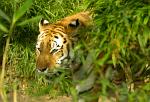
[17,16,42,26]
[97,51,110,66]
[143,83,150,91]
[0,23,8,33]
[143,16,149,25]
[13,0,33,23]
[0,9,11,23]
[112,52,116,67]
[138,35,143,48]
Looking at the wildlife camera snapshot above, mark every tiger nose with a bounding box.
[37,67,48,72]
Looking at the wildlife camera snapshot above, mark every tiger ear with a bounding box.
[39,18,49,27]
[69,19,80,28]
[39,18,49,31]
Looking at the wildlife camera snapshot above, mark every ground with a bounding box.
[0,93,72,102]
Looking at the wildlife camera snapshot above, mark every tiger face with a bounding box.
[36,11,92,72]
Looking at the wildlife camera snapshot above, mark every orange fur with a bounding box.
[36,11,92,72]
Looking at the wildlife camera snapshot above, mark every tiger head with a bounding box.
[36,11,92,73]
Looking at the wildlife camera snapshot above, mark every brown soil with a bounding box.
[0,93,72,102]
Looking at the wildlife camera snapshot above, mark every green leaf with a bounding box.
[143,83,150,91]
[97,51,110,66]
[13,0,33,23]
[138,35,143,47]
[143,16,149,25]
[0,23,8,33]
[112,53,116,67]
[17,16,42,26]
[0,9,11,23]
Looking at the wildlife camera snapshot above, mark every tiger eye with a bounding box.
[37,48,41,52]
[54,36,58,39]
[50,49,58,54]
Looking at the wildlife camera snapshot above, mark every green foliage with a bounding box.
[73,0,150,101]
[0,23,8,33]
[8,43,35,78]
[0,0,150,101]
[13,0,33,23]
[0,0,82,101]
[0,9,10,23]
[87,0,150,76]
[84,0,150,101]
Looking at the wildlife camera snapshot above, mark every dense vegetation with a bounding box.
[0,0,150,101]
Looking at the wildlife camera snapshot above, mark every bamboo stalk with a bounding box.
[0,22,14,102]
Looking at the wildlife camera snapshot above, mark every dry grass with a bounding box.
[0,92,71,102]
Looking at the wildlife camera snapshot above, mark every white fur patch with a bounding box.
[43,20,49,24]
[50,35,63,53]
[70,20,76,25]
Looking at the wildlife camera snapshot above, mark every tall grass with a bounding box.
[0,0,150,101]
[0,0,82,101]
[83,0,150,101]
[0,0,40,101]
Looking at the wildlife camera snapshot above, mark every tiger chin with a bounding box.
[36,11,95,101]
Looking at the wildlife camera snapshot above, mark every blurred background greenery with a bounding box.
[0,0,150,102]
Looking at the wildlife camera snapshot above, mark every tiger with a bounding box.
[36,11,96,101]
[36,11,92,71]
